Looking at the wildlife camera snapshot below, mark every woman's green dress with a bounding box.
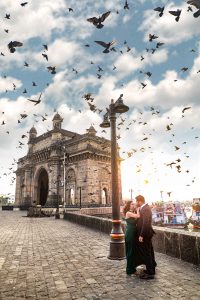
[125,217,141,275]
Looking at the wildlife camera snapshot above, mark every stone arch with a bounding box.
[34,167,49,206]
[101,187,108,205]
[66,168,76,205]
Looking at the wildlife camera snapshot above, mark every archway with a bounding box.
[37,169,49,206]
[102,188,108,205]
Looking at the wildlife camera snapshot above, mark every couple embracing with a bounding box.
[123,195,156,279]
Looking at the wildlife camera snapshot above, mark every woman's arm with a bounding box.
[126,209,140,219]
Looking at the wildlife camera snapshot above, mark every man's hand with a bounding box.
[139,236,143,243]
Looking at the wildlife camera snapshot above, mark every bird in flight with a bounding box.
[87,11,111,29]
[27,92,42,105]
[124,0,130,10]
[149,34,159,42]
[169,9,182,22]
[187,0,200,17]
[154,6,165,17]
[94,40,116,53]
[8,41,23,53]
[20,2,28,6]
[182,106,191,113]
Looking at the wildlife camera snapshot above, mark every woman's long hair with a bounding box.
[123,200,132,216]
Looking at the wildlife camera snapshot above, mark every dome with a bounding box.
[52,113,63,121]
[30,126,37,134]
[87,125,97,135]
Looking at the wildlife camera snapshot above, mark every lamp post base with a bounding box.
[55,209,60,219]
[108,239,125,260]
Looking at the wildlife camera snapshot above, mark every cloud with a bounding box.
[139,2,200,45]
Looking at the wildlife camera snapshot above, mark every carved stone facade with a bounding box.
[15,113,122,207]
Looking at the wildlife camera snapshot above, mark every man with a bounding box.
[136,195,156,279]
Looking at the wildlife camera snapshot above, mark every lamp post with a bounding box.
[55,174,61,219]
[63,147,66,212]
[77,187,82,209]
[100,95,129,260]
[129,188,134,200]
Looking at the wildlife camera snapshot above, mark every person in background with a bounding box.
[136,195,157,280]
[123,200,141,275]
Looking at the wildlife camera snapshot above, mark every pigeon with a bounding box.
[149,34,159,42]
[24,61,29,67]
[187,0,200,17]
[154,6,165,17]
[181,67,188,72]
[144,71,152,78]
[5,14,10,19]
[140,82,147,89]
[42,53,48,61]
[27,92,42,105]
[20,114,28,119]
[20,2,28,6]
[156,42,165,48]
[168,9,182,22]
[43,44,48,51]
[87,11,111,29]
[68,8,73,12]
[98,66,103,72]
[140,55,144,61]
[32,81,37,86]
[94,40,116,53]
[182,106,191,113]
[8,41,23,53]
[124,0,130,9]
[187,6,193,12]
[166,125,171,131]
[47,66,56,74]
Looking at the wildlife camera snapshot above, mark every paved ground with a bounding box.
[0,211,199,300]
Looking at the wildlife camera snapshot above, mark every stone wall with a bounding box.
[63,211,200,266]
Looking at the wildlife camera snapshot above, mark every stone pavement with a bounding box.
[0,211,199,300]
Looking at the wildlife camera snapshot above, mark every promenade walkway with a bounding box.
[0,211,199,300]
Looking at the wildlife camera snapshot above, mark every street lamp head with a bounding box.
[114,97,129,114]
[100,112,110,128]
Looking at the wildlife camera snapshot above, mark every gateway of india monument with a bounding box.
[15,113,122,208]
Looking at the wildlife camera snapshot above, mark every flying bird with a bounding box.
[140,82,147,89]
[43,44,48,51]
[8,41,23,53]
[168,9,182,22]
[187,0,200,17]
[27,92,42,105]
[42,53,48,61]
[87,11,111,29]
[124,0,130,9]
[94,40,116,53]
[47,66,56,74]
[156,42,165,48]
[182,106,191,113]
[149,34,159,42]
[20,2,28,6]
[154,6,165,17]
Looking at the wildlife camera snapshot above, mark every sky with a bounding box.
[0,0,200,203]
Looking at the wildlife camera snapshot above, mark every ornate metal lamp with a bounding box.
[100,112,110,128]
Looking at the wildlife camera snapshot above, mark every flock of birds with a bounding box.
[0,0,200,193]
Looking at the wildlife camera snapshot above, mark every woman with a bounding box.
[123,200,140,275]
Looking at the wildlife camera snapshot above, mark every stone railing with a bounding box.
[63,211,200,266]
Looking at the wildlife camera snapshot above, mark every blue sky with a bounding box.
[0,0,200,202]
